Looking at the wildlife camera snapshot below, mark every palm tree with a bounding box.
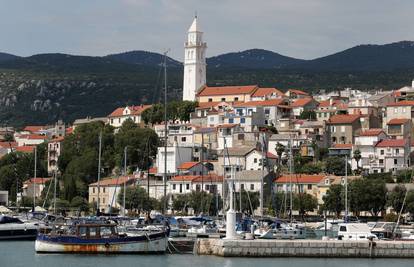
[275,142,285,167]
[353,149,362,170]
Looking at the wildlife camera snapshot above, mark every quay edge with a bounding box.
[195,239,414,258]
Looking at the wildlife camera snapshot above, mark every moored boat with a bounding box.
[0,215,39,240]
[35,222,168,253]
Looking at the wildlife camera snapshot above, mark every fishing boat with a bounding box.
[35,221,168,253]
[0,215,39,240]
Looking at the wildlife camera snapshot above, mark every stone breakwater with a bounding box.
[196,239,414,258]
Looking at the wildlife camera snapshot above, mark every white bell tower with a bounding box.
[182,16,207,101]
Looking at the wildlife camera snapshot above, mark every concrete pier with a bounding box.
[196,239,414,258]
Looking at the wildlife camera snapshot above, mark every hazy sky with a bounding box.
[1,0,413,60]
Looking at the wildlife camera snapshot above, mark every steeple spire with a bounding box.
[188,15,200,32]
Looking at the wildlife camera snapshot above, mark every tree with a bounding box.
[396,170,413,183]
[387,185,407,213]
[405,191,414,216]
[275,143,285,167]
[353,149,361,170]
[234,190,260,214]
[348,178,387,216]
[299,110,316,120]
[323,184,344,217]
[293,193,318,218]
[141,104,164,125]
[117,186,156,213]
[297,162,322,174]
[176,101,197,122]
[172,194,190,213]
[325,156,350,176]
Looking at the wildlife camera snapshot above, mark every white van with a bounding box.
[337,223,378,241]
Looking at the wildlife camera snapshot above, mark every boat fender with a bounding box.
[105,243,110,248]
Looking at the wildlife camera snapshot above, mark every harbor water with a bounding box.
[1,241,412,267]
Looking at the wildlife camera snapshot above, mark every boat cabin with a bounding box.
[75,224,119,238]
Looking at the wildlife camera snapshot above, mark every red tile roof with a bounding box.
[251,87,284,97]
[23,126,45,133]
[66,127,73,135]
[359,128,385,136]
[170,175,199,182]
[290,98,313,107]
[327,114,361,124]
[274,174,325,184]
[0,142,17,148]
[266,152,278,159]
[387,100,414,107]
[108,105,152,117]
[387,118,410,125]
[178,162,200,170]
[286,89,309,96]
[318,99,343,108]
[332,143,353,149]
[233,99,285,107]
[19,134,48,140]
[197,85,258,96]
[15,146,35,153]
[375,139,406,147]
[24,178,51,185]
[89,176,136,186]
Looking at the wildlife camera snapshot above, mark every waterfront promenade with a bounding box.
[196,239,414,258]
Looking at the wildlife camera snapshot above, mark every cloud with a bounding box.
[0,1,413,60]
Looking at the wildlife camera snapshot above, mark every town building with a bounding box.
[88,176,137,213]
[22,178,51,198]
[326,114,362,145]
[108,105,151,128]
[47,136,64,174]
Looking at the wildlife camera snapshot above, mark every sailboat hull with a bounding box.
[35,232,168,254]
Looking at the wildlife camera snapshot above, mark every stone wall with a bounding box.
[196,239,414,258]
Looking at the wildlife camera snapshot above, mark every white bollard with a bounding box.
[224,209,237,239]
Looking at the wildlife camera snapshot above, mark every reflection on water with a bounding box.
[1,241,412,267]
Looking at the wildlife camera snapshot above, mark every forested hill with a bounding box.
[1,41,414,126]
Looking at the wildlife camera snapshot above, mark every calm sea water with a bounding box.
[1,241,412,267]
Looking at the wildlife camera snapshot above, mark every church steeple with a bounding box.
[182,16,207,101]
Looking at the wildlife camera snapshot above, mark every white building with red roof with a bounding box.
[168,174,223,197]
[197,85,258,103]
[15,134,48,146]
[107,104,151,128]
[88,176,137,212]
[274,174,325,199]
[285,89,309,99]
[250,87,284,101]
[23,178,51,198]
[177,161,209,176]
[372,139,410,173]
[290,97,318,118]
[47,136,64,174]
[385,100,414,126]
[386,118,412,139]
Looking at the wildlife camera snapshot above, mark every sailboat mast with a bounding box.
[289,135,293,222]
[345,155,348,220]
[163,51,168,214]
[260,132,264,217]
[123,146,127,217]
[53,171,57,214]
[33,146,37,211]
[96,131,102,216]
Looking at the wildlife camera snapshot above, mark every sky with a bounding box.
[1,0,414,60]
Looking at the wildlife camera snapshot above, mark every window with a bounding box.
[324,179,329,185]
[181,137,186,142]
[264,109,270,115]
[331,126,336,133]
[102,198,105,204]
[395,149,399,155]
[403,107,406,113]
[111,119,113,124]
[394,159,398,165]
[380,150,384,155]
[307,184,312,190]
[186,184,189,190]
[93,187,95,194]
[394,108,398,114]
[240,118,246,124]
[118,118,121,123]
[221,98,226,102]
[254,158,257,163]
[209,116,214,122]
[250,184,254,190]
[103,187,105,193]
[229,118,234,123]
[208,98,213,102]
[341,126,345,133]
[234,97,239,101]
[173,184,176,190]
[379,159,384,164]
[241,184,244,190]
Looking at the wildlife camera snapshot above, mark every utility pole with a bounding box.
[96,131,102,216]
[260,132,265,217]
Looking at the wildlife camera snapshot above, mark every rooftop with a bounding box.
[197,85,258,96]
[251,87,284,97]
[387,118,410,125]
[327,114,361,124]
[359,128,385,136]
[89,176,136,186]
[375,139,407,148]
[274,174,326,184]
